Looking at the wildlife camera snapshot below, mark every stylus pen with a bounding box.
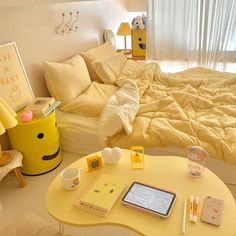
[182,199,187,234]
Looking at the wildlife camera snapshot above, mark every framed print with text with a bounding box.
[0,41,34,112]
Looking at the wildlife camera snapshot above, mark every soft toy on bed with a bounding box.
[132,15,145,30]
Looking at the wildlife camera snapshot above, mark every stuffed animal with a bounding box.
[142,14,147,29]
[132,15,145,30]
[132,15,147,30]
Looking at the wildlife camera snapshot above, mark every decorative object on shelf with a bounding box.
[103,29,116,49]
[87,155,102,172]
[102,147,122,164]
[130,146,144,169]
[117,22,131,52]
[56,11,79,35]
[0,97,18,166]
[0,42,34,112]
[19,110,33,123]
[186,146,208,178]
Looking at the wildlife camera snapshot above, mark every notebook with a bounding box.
[75,174,126,216]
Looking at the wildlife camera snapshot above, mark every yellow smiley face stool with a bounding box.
[8,111,62,175]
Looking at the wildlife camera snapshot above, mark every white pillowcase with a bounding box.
[91,53,127,84]
[43,55,91,106]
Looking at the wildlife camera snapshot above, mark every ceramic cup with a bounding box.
[60,167,81,190]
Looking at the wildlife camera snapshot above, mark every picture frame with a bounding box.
[0,41,34,112]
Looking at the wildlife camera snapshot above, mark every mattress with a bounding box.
[56,109,103,155]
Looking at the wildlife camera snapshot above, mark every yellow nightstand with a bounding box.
[7,111,62,175]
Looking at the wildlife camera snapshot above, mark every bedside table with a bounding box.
[116,49,145,61]
[7,111,62,175]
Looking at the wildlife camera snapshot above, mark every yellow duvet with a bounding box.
[99,60,236,164]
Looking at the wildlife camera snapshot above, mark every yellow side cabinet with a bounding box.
[132,29,146,57]
[8,111,62,175]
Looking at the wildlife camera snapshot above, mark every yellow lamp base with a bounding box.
[0,152,13,167]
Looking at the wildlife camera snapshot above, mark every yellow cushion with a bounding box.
[80,42,116,83]
[61,82,119,117]
[43,55,91,106]
[91,53,127,84]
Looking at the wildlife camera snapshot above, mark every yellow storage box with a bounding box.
[8,111,62,175]
[131,29,146,57]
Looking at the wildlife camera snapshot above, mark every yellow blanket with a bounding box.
[102,61,236,164]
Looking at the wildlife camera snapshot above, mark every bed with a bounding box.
[43,41,236,166]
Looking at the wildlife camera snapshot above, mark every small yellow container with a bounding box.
[8,111,62,175]
[130,146,144,169]
[131,29,146,57]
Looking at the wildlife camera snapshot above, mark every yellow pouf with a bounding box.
[8,111,62,175]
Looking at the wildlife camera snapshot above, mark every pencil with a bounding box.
[189,195,194,221]
[182,199,187,234]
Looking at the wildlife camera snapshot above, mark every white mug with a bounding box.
[60,167,81,190]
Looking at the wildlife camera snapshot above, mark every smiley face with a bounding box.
[8,111,62,175]
[138,37,146,50]
[132,29,146,57]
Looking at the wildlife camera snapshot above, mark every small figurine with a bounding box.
[186,146,209,178]
[130,146,144,169]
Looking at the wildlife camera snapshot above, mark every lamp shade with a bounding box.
[117,22,131,36]
[0,97,18,135]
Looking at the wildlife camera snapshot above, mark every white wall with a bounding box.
[0,0,128,98]
[0,0,129,149]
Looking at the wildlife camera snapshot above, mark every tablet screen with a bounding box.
[122,182,176,217]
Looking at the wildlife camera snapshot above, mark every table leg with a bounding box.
[13,167,26,188]
[59,221,64,234]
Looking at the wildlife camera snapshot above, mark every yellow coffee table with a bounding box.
[45,150,236,235]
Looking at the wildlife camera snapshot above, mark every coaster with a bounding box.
[0,152,13,167]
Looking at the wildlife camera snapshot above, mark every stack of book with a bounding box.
[25,97,60,117]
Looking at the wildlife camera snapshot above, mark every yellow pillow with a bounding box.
[61,82,119,117]
[80,41,116,83]
[91,53,127,84]
[43,55,91,106]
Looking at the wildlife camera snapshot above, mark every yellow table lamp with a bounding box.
[117,22,131,53]
[0,97,18,166]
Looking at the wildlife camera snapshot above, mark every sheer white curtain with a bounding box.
[146,0,236,72]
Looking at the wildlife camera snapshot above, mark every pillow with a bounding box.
[80,41,116,83]
[61,82,119,117]
[43,55,91,106]
[91,53,127,84]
